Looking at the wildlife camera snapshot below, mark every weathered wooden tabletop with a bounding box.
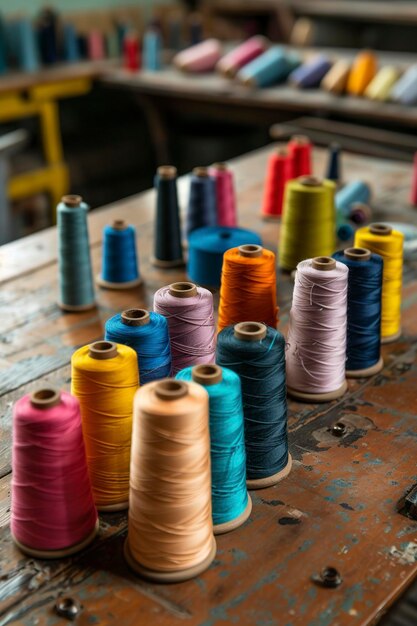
[1,146,417,626]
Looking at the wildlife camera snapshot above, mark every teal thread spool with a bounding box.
[143,27,162,71]
[97,219,142,290]
[176,364,252,534]
[237,47,300,88]
[57,195,96,312]
[15,18,39,72]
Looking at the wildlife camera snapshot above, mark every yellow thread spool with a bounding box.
[354,224,404,343]
[347,51,378,96]
[71,341,139,510]
[364,66,401,101]
[279,176,336,271]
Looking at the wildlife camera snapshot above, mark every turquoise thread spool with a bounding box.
[57,195,96,312]
[237,46,300,88]
[97,219,142,290]
[143,27,162,71]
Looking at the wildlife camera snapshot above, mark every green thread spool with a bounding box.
[57,195,96,312]
[279,176,336,271]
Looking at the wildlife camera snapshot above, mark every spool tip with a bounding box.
[192,167,209,177]
[111,219,127,230]
[312,256,337,271]
[168,282,198,298]
[276,146,288,156]
[238,244,263,258]
[157,165,177,179]
[61,194,82,207]
[212,162,228,171]
[369,223,392,236]
[30,388,61,409]
[192,364,222,386]
[154,379,188,400]
[344,247,371,261]
[121,309,150,326]
[290,134,310,145]
[234,321,267,342]
[88,341,118,360]
[298,175,322,187]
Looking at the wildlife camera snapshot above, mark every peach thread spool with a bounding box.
[125,378,216,582]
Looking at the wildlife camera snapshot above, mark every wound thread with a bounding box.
[261,147,292,219]
[209,163,237,227]
[287,135,312,178]
[153,165,184,267]
[290,54,332,88]
[186,167,217,236]
[217,35,268,78]
[236,46,300,88]
[173,38,221,72]
[98,220,141,289]
[347,50,377,96]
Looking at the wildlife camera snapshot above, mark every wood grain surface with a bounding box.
[1,146,417,626]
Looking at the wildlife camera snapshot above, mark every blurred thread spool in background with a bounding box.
[209,163,237,227]
[216,35,268,78]
[123,32,140,71]
[354,224,404,343]
[105,309,172,384]
[335,180,371,219]
[153,165,184,268]
[391,65,417,105]
[290,53,332,88]
[97,220,141,289]
[57,194,96,312]
[326,143,341,184]
[216,322,291,488]
[62,23,80,62]
[364,66,400,101]
[142,26,162,71]
[88,30,105,61]
[217,245,279,333]
[154,282,216,374]
[15,18,39,72]
[287,135,312,178]
[11,388,98,558]
[37,7,58,65]
[411,152,417,206]
[186,167,217,235]
[176,364,252,533]
[347,50,377,96]
[261,147,292,220]
[71,341,138,511]
[321,59,350,94]
[125,378,216,582]
[187,226,262,288]
[237,46,300,88]
[279,177,335,271]
[188,12,203,46]
[173,38,221,73]
[333,248,384,377]
[286,257,348,401]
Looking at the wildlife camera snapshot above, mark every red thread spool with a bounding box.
[287,135,312,178]
[410,152,417,206]
[11,388,98,558]
[261,147,293,220]
[124,33,140,71]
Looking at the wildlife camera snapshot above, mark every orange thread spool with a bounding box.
[261,147,293,220]
[347,51,377,96]
[217,245,279,333]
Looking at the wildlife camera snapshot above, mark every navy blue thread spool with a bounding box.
[186,167,217,237]
[105,309,172,384]
[37,8,58,65]
[216,322,292,489]
[57,195,96,312]
[187,226,262,288]
[97,220,142,290]
[333,247,384,378]
[326,143,341,184]
[153,165,184,268]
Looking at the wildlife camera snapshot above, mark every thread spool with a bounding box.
[106,31,119,58]
[125,379,216,582]
[347,51,377,96]
[173,39,221,73]
[237,46,300,88]
[261,147,293,220]
[354,224,404,343]
[279,177,336,271]
[88,30,105,61]
[350,202,372,225]
[365,66,400,101]
[15,18,39,72]
[216,323,291,488]
[167,14,182,51]
[37,8,58,65]
[153,165,184,268]
[321,59,350,94]
[326,143,341,183]
[189,12,203,46]
[209,163,237,227]
[97,219,142,289]
[333,248,383,377]
[391,65,417,105]
[290,54,332,88]
[57,194,96,312]
[105,309,171,384]
[187,226,262,288]
[176,364,252,533]
[143,27,162,71]
[287,136,312,178]
[410,152,417,206]
[286,257,348,402]
[0,16,7,74]
[154,282,216,374]
[216,36,268,78]
[218,245,278,332]
[62,23,80,62]
[335,180,371,219]
[11,388,98,558]
[123,32,140,71]
[71,341,139,511]
[186,167,217,236]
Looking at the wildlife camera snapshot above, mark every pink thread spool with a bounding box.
[153,282,216,375]
[410,152,417,206]
[286,257,348,402]
[11,388,98,558]
[88,30,105,61]
[209,163,237,227]
[216,36,268,78]
[173,39,222,73]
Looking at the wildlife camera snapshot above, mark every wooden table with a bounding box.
[1,146,417,626]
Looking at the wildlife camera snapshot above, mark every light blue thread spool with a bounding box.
[57,195,96,312]
[143,28,162,71]
[176,364,252,534]
[15,18,39,72]
[391,66,417,105]
[336,180,371,219]
[62,23,80,62]
[237,46,300,88]
[97,219,142,290]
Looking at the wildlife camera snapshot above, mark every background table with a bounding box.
[1,146,417,626]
